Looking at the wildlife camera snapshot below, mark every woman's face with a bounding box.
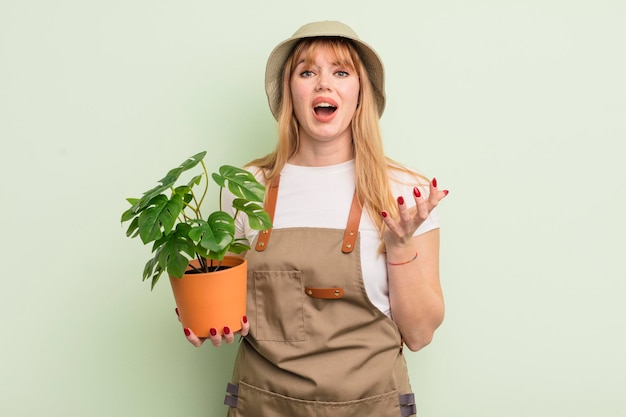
[290,43,360,147]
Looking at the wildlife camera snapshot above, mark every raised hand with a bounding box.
[381,178,448,247]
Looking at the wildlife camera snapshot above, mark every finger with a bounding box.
[428,178,439,207]
[396,196,411,222]
[183,327,206,348]
[381,210,400,236]
[428,177,447,210]
[240,315,250,337]
[413,187,430,220]
[208,327,222,347]
[223,326,236,344]
[175,307,181,323]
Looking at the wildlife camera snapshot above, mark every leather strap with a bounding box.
[342,192,362,253]
[255,175,280,252]
[305,287,344,299]
[399,393,415,405]
[399,393,417,417]
[401,404,417,417]
[223,383,239,408]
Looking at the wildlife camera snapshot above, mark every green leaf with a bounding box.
[156,224,196,278]
[142,252,165,291]
[205,248,228,261]
[137,194,184,244]
[121,198,140,222]
[232,199,273,230]
[173,185,194,206]
[173,185,191,196]
[142,255,159,281]
[125,217,140,239]
[158,248,189,279]
[155,151,206,194]
[186,174,203,188]
[213,165,265,202]
[188,211,235,254]
[211,172,226,187]
[126,151,207,216]
[228,240,251,254]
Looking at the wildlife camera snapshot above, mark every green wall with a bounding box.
[1,1,625,416]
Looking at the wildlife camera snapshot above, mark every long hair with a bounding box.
[249,38,427,239]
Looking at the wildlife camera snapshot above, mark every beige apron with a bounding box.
[224,178,417,417]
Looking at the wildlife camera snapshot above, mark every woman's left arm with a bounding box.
[382,180,448,352]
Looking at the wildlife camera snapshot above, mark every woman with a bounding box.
[183,21,448,417]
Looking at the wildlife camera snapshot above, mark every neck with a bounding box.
[288,146,353,167]
[289,132,354,167]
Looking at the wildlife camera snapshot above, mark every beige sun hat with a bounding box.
[264,20,386,120]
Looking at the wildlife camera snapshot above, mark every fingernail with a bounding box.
[183,328,191,337]
[397,196,405,205]
[381,211,388,218]
[243,315,248,324]
[175,307,179,316]
[443,190,449,196]
[209,328,217,336]
[223,327,231,335]
[432,177,438,188]
[413,187,421,198]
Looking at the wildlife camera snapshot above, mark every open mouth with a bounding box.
[314,102,337,117]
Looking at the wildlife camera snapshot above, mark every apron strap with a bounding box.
[255,174,363,253]
[255,175,280,252]
[341,191,362,253]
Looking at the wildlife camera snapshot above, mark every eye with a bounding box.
[300,70,315,77]
[335,70,350,77]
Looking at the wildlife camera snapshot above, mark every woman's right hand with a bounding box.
[176,308,249,347]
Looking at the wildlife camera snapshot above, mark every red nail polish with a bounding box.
[397,196,405,205]
[223,327,231,335]
[381,211,388,218]
[175,307,179,316]
[443,190,449,196]
[432,177,438,188]
[209,328,217,336]
[413,187,421,198]
[183,328,191,337]
[243,315,248,324]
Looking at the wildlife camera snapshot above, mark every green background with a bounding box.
[1,1,624,416]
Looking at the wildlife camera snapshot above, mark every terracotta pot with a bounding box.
[169,256,247,338]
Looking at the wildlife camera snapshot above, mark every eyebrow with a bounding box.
[295,58,346,67]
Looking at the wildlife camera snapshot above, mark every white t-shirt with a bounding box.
[224,160,439,317]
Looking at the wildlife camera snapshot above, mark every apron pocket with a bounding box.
[252,270,305,342]
[233,381,409,417]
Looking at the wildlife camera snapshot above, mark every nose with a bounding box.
[315,72,331,91]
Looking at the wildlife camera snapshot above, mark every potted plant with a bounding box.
[120,151,271,337]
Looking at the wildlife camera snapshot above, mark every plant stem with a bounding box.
[197,254,207,272]
[208,258,223,272]
[218,184,223,212]
[198,160,209,212]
